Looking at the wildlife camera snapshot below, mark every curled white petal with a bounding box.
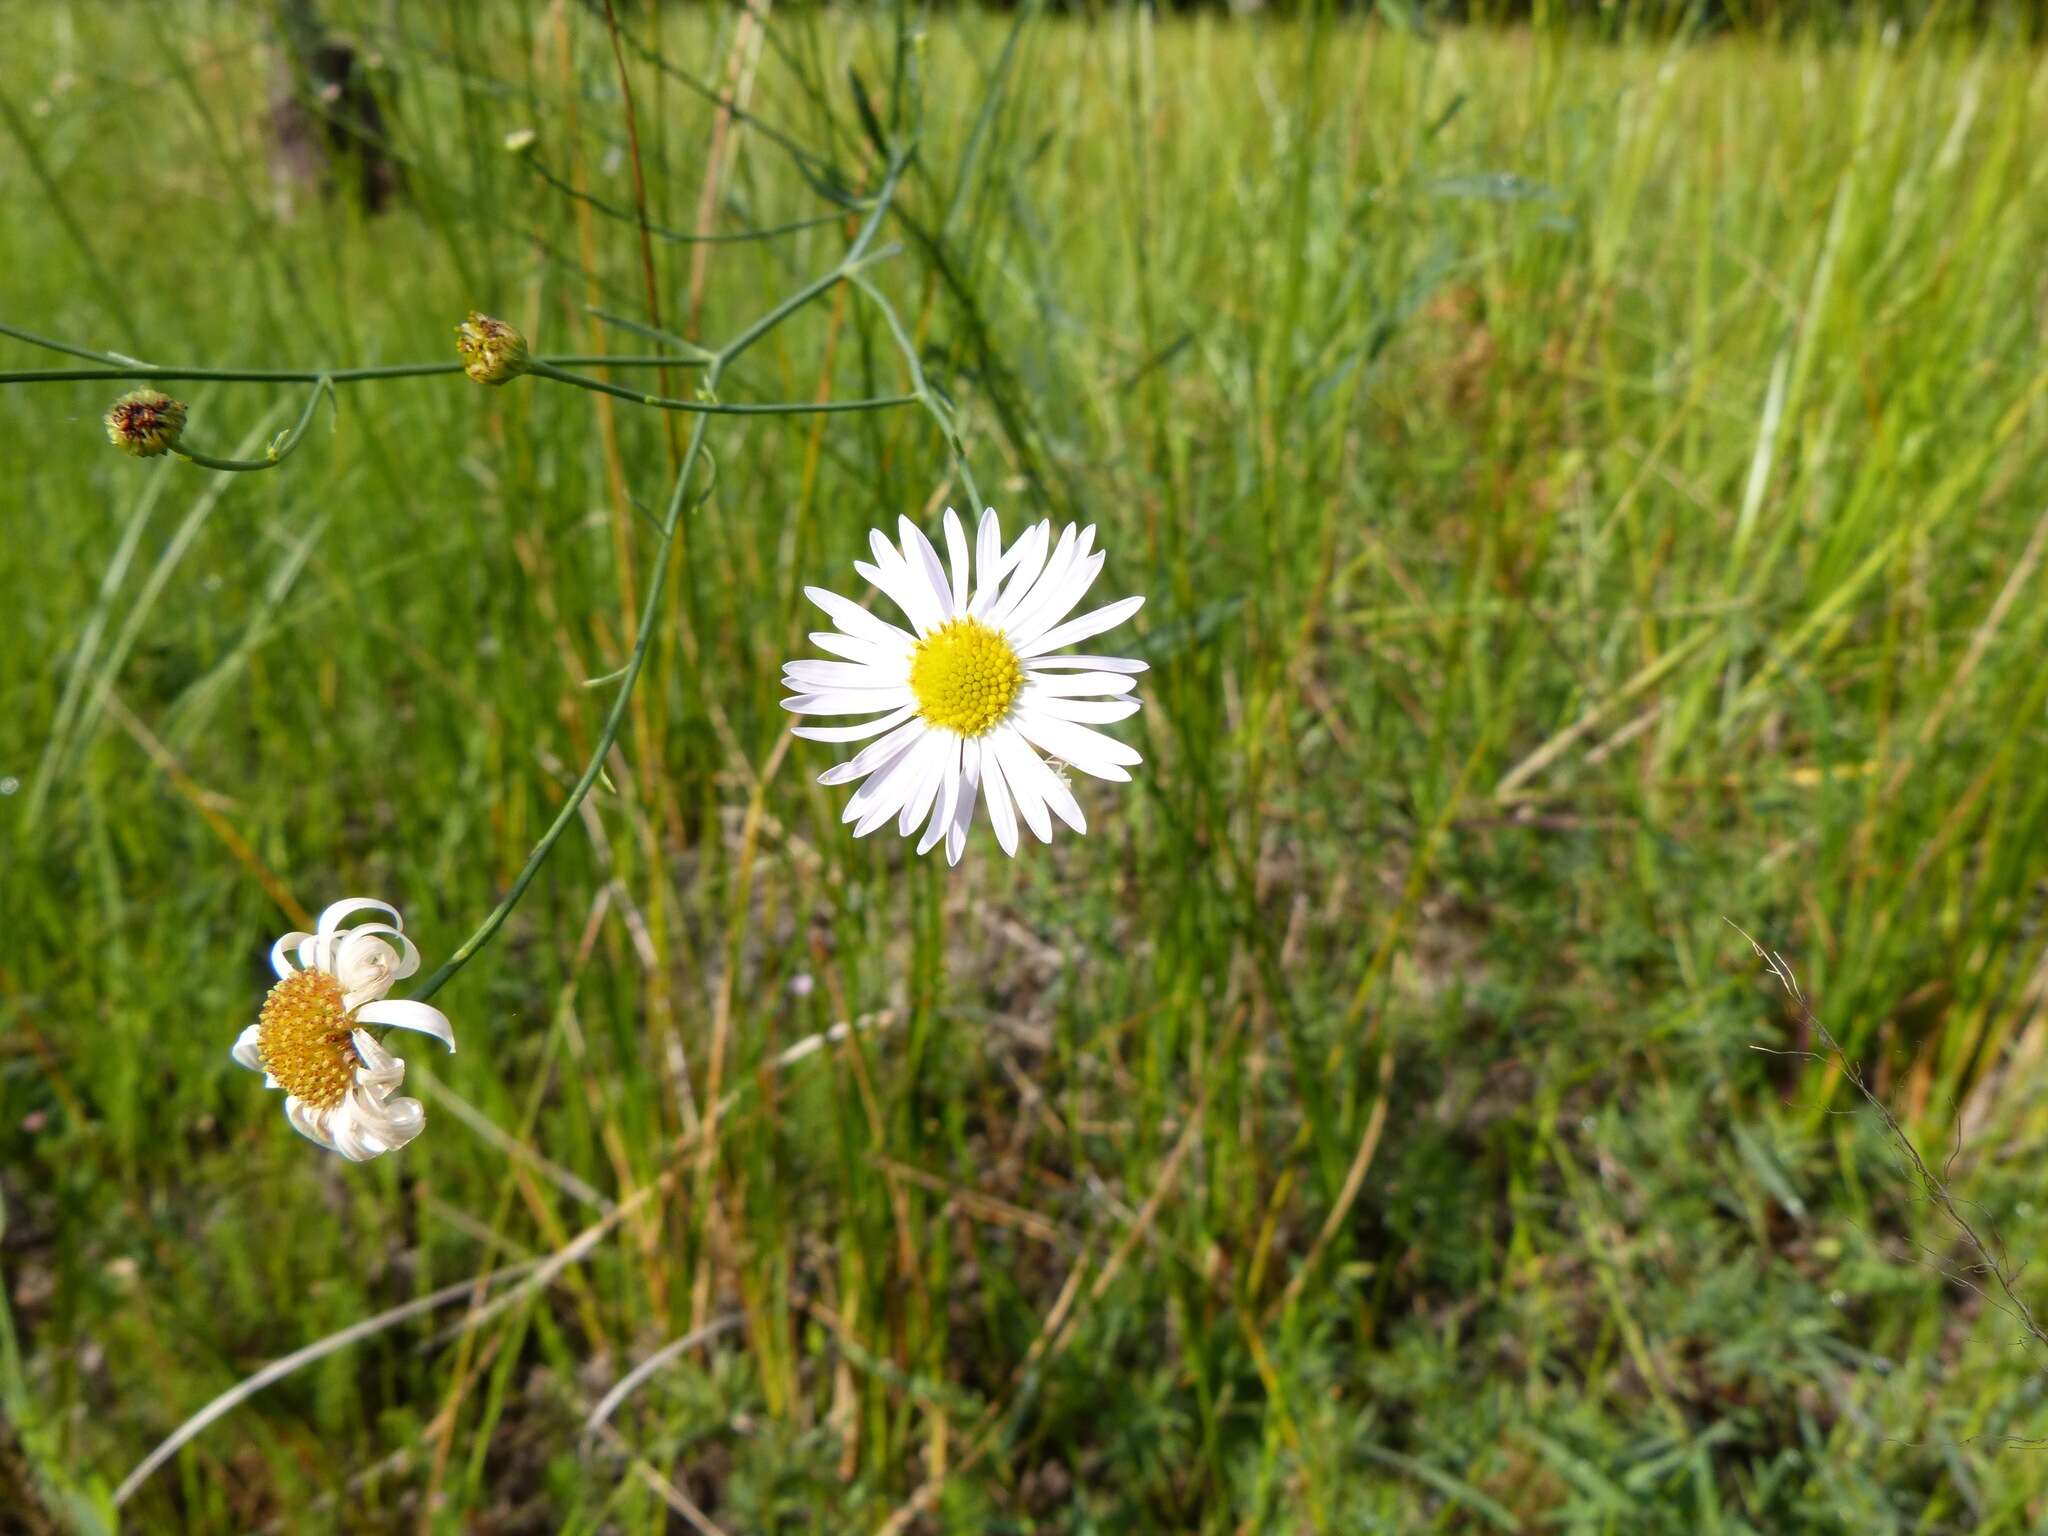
[284,1095,339,1152]
[326,1052,426,1161]
[335,928,421,1009]
[231,1024,265,1073]
[354,999,457,1053]
[270,933,311,979]
[317,897,401,937]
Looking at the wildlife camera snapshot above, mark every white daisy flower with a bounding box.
[230,898,456,1162]
[783,507,1147,862]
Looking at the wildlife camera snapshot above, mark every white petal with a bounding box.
[891,748,937,839]
[1025,653,1149,673]
[997,519,1047,583]
[994,725,1084,836]
[979,737,1022,855]
[896,730,955,838]
[847,736,932,831]
[943,508,971,615]
[1010,546,1105,646]
[354,925,417,987]
[1012,710,1140,781]
[1020,671,1136,699]
[783,659,904,690]
[917,738,965,855]
[270,933,311,979]
[972,508,1003,612]
[808,631,912,668]
[335,927,419,1009]
[858,527,947,634]
[1028,696,1143,725]
[284,1095,339,1151]
[349,1028,406,1086]
[782,687,916,716]
[819,718,928,786]
[316,897,400,939]
[989,728,1053,843]
[231,1024,266,1073]
[1017,595,1145,659]
[988,523,1076,633]
[946,738,983,865]
[792,704,919,744]
[899,517,956,621]
[327,1085,425,1162]
[805,586,917,649]
[354,1000,457,1053]
[841,731,928,814]
[981,521,1051,624]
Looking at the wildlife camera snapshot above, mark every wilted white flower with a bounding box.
[231,898,454,1161]
[783,508,1146,862]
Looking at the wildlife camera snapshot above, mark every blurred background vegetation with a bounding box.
[4,0,2048,1530]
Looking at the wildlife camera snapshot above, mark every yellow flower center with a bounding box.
[909,618,1022,737]
[257,969,359,1110]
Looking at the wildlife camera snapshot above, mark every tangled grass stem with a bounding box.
[1734,922,2048,1370]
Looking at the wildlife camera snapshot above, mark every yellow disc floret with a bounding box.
[256,968,359,1110]
[910,618,1023,737]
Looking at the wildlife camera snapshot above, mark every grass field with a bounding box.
[5,2,2048,1531]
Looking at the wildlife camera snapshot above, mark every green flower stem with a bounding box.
[710,243,903,386]
[529,359,913,416]
[847,270,983,511]
[0,320,702,383]
[522,154,850,246]
[170,378,335,473]
[410,143,914,1006]
[584,310,717,363]
[411,413,711,1005]
[0,358,698,386]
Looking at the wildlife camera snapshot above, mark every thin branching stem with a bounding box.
[171,377,335,473]
[411,415,712,1003]
[411,143,915,1004]
[530,360,913,416]
[1734,922,2048,1368]
[848,270,982,510]
[523,153,848,245]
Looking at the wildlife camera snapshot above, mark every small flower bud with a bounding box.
[104,389,188,457]
[456,312,530,386]
[502,127,538,157]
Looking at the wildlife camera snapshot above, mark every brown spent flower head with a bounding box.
[104,389,188,457]
[456,311,530,386]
